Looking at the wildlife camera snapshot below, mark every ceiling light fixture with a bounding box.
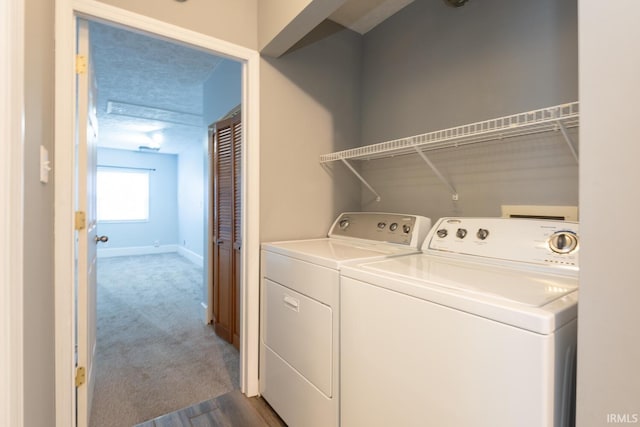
[444,0,469,7]
[146,130,164,149]
[106,101,202,127]
[138,145,160,152]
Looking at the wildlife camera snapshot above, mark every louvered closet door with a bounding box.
[232,119,242,348]
[212,113,241,349]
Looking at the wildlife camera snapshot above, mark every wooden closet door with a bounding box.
[212,113,241,349]
[232,118,242,348]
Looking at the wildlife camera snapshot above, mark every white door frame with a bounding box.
[0,0,25,426]
[54,1,261,426]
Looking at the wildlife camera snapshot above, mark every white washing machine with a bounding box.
[340,217,579,427]
[259,212,432,427]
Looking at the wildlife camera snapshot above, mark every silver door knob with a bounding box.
[95,235,109,243]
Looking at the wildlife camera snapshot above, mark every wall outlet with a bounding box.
[153,240,160,247]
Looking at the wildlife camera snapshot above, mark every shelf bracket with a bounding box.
[556,120,579,164]
[414,147,459,200]
[339,158,381,202]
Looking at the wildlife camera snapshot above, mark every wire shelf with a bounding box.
[320,102,579,163]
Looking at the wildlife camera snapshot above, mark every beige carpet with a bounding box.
[89,253,239,427]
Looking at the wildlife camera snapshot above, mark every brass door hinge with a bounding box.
[76,55,87,75]
[75,366,86,387]
[75,211,86,230]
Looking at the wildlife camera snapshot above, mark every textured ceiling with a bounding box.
[90,22,224,154]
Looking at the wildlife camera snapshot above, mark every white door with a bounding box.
[75,18,100,427]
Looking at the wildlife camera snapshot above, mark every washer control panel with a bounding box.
[329,212,432,248]
[426,217,579,269]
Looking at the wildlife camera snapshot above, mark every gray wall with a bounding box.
[577,1,640,424]
[178,141,205,261]
[358,0,578,220]
[259,27,363,242]
[23,0,55,425]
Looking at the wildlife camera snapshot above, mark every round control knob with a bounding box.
[389,223,398,231]
[549,231,578,254]
[476,228,489,240]
[436,229,448,238]
[456,228,467,239]
[402,224,411,234]
[339,219,350,230]
[377,222,386,229]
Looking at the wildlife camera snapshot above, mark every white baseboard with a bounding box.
[178,246,204,267]
[201,302,209,325]
[97,244,178,258]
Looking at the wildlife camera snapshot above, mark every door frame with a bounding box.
[54,1,261,426]
[0,0,25,425]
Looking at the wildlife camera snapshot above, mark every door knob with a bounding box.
[95,235,109,243]
[216,239,224,245]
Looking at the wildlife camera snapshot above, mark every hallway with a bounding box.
[90,254,239,427]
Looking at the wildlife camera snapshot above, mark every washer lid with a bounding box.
[341,254,578,334]
[361,255,577,307]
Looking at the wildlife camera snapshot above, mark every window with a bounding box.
[97,168,149,222]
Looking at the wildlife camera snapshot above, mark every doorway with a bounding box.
[54,3,261,427]
[87,19,241,426]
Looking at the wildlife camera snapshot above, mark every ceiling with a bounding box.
[88,1,414,155]
[329,0,414,34]
[90,22,224,155]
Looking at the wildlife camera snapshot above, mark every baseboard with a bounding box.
[201,302,210,325]
[97,244,178,258]
[178,246,204,267]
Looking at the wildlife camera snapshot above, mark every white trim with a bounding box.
[97,244,180,258]
[177,246,204,267]
[0,0,25,425]
[55,2,261,426]
[54,1,77,425]
[201,301,209,324]
[240,48,261,397]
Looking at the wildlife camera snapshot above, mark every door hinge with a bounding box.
[75,366,86,387]
[76,55,87,75]
[75,211,86,230]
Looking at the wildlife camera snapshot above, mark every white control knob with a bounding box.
[549,231,578,254]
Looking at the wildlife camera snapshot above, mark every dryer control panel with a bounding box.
[426,217,579,271]
[329,212,431,248]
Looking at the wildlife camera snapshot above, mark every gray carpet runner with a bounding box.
[89,253,239,427]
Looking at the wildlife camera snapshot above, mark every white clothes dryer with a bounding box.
[259,212,432,427]
[340,217,579,427]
